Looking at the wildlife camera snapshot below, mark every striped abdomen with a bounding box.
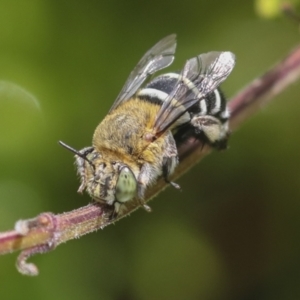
[137,72,230,148]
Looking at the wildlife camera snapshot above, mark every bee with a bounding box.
[59,34,235,216]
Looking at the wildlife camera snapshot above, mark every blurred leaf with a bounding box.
[0,81,43,154]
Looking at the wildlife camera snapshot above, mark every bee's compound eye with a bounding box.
[115,167,137,203]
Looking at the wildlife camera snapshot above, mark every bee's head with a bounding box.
[59,141,138,210]
[86,157,137,206]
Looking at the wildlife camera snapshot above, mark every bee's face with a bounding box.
[77,150,138,209]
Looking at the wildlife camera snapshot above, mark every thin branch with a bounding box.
[1,44,300,275]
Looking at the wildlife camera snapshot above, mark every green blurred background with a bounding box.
[1,0,300,299]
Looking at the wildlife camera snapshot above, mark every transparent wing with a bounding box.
[109,34,177,113]
[153,51,236,136]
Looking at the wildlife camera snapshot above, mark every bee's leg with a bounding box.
[190,115,229,150]
[162,156,181,190]
[161,133,180,189]
[137,184,152,212]
[75,146,94,193]
[110,202,121,220]
[140,200,152,212]
[106,202,119,221]
[76,162,87,194]
[137,165,153,212]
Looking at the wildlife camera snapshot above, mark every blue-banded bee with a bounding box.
[59,34,235,216]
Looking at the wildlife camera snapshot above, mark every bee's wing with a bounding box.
[153,51,236,136]
[109,34,177,112]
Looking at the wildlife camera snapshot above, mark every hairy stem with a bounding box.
[1,44,300,275]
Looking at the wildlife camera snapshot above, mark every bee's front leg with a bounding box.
[161,132,180,189]
[137,184,152,212]
[137,164,153,212]
[75,147,94,193]
[162,156,180,190]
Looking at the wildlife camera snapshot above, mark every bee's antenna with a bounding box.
[58,141,95,171]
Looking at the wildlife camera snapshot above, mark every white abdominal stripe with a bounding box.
[137,88,169,103]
